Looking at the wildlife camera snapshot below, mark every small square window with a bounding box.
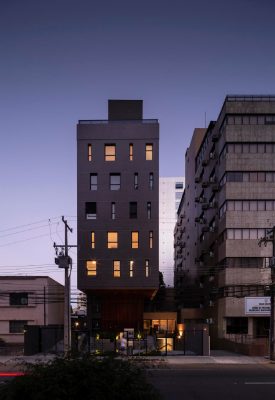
[105,144,116,161]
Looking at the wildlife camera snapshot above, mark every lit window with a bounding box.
[90,174,98,190]
[110,174,120,190]
[149,173,154,189]
[129,260,134,277]
[86,202,97,219]
[108,232,118,248]
[134,173,138,189]
[113,260,120,277]
[91,232,95,249]
[129,143,133,161]
[130,202,137,219]
[145,259,149,277]
[149,231,153,249]
[105,144,116,161]
[111,202,116,220]
[146,144,153,160]
[131,231,139,249]
[147,202,151,219]
[87,260,97,276]
[88,144,92,161]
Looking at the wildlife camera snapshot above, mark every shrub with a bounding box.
[0,356,161,400]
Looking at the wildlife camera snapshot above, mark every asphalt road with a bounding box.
[147,364,275,400]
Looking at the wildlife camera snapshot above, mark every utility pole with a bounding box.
[258,227,275,361]
[54,216,77,355]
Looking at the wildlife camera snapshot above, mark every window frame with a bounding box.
[113,260,121,278]
[110,173,121,191]
[131,231,139,249]
[90,173,98,191]
[9,320,28,334]
[9,293,28,306]
[146,143,153,160]
[129,143,133,161]
[105,144,116,161]
[86,260,97,276]
[88,144,92,161]
[91,231,95,249]
[108,232,118,249]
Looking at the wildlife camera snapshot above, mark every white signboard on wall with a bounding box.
[245,297,271,315]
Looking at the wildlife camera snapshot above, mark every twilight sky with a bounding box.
[1,0,275,290]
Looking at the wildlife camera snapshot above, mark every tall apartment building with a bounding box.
[159,177,184,287]
[77,100,159,333]
[175,96,275,346]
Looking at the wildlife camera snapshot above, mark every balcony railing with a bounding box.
[78,119,158,124]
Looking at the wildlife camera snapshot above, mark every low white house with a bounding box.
[0,276,64,344]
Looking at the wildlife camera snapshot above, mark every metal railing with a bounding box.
[226,95,275,102]
[78,119,158,124]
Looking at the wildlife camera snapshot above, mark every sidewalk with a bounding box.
[0,350,272,372]
[165,351,271,365]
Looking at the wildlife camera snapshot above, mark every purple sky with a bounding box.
[1,0,275,289]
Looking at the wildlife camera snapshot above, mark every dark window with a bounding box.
[134,173,138,190]
[226,317,248,334]
[147,202,151,219]
[86,202,97,219]
[90,174,98,190]
[111,202,116,220]
[149,173,154,189]
[175,182,183,189]
[9,293,28,306]
[129,202,137,219]
[110,174,120,190]
[9,320,27,333]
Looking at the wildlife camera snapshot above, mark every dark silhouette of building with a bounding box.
[77,100,159,333]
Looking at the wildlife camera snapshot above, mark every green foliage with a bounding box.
[0,356,161,400]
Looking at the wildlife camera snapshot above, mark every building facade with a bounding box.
[159,177,184,287]
[0,276,64,344]
[77,100,159,333]
[176,96,275,346]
